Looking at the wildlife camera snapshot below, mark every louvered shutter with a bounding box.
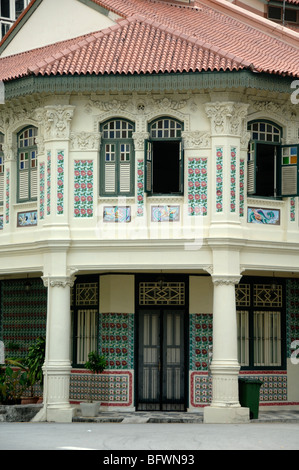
[145,140,152,193]
[247,141,256,195]
[104,163,116,194]
[119,163,131,193]
[30,167,38,199]
[119,143,131,193]
[19,169,29,201]
[280,145,299,197]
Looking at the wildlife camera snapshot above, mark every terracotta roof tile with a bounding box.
[0,0,298,81]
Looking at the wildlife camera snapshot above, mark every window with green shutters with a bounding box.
[145,118,184,195]
[100,119,135,197]
[0,132,4,204]
[17,126,38,203]
[247,121,299,198]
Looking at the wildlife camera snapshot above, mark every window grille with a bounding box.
[76,282,98,306]
[150,119,182,139]
[236,284,250,307]
[139,282,185,305]
[248,122,281,143]
[254,284,282,308]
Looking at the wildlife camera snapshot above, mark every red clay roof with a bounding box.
[0,0,298,81]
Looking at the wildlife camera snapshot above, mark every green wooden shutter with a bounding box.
[247,141,256,195]
[280,144,299,197]
[119,143,131,194]
[145,140,152,193]
[179,141,184,194]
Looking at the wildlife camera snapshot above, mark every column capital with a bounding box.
[212,274,242,286]
[36,105,75,141]
[42,274,76,288]
[205,101,249,136]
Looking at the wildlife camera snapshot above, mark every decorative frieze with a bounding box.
[17,210,38,227]
[74,160,94,218]
[47,151,51,216]
[151,205,180,222]
[39,162,45,220]
[230,147,236,213]
[188,157,208,216]
[57,150,64,215]
[247,207,280,225]
[215,147,223,213]
[137,159,144,217]
[239,159,245,217]
[103,206,131,223]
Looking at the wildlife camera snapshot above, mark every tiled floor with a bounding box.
[73,409,299,423]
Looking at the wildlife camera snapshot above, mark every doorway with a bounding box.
[137,308,187,411]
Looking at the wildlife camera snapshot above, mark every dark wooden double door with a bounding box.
[137,309,186,411]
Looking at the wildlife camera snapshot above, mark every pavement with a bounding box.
[73,409,299,424]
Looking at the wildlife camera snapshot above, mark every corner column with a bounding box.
[204,274,249,423]
[42,273,75,423]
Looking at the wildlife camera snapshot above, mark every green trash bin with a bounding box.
[238,377,263,419]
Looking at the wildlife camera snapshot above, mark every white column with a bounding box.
[42,274,75,423]
[204,274,249,423]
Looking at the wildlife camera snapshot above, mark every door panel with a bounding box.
[138,309,185,411]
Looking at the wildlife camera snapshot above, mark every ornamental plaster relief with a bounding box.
[70,131,101,151]
[205,102,248,137]
[43,105,76,141]
[182,131,211,149]
[86,94,191,133]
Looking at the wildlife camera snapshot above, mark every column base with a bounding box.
[204,405,250,424]
[46,405,75,423]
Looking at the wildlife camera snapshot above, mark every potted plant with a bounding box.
[80,351,107,417]
[24,337,45,403]
[0,359,29,405]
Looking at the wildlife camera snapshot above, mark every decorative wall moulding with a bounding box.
[17,210,38,227]
[247,207,280,225]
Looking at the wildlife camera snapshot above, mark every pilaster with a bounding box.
[35,104,75,238]
[205,100,249,239]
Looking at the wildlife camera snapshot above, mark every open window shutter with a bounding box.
[247,141,256,195]
[280,144,299,197]
[144,140,152,193]
[179,141,184,193]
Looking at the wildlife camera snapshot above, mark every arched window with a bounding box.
[145,117,183,195]
[100,119,134,197]
[247,121,299,198]
[0,132,4,204]
[17,126,38,202]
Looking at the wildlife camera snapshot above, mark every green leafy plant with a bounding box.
[84,351,107,402]
[0,359,29,404]
[25,337,45,394]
